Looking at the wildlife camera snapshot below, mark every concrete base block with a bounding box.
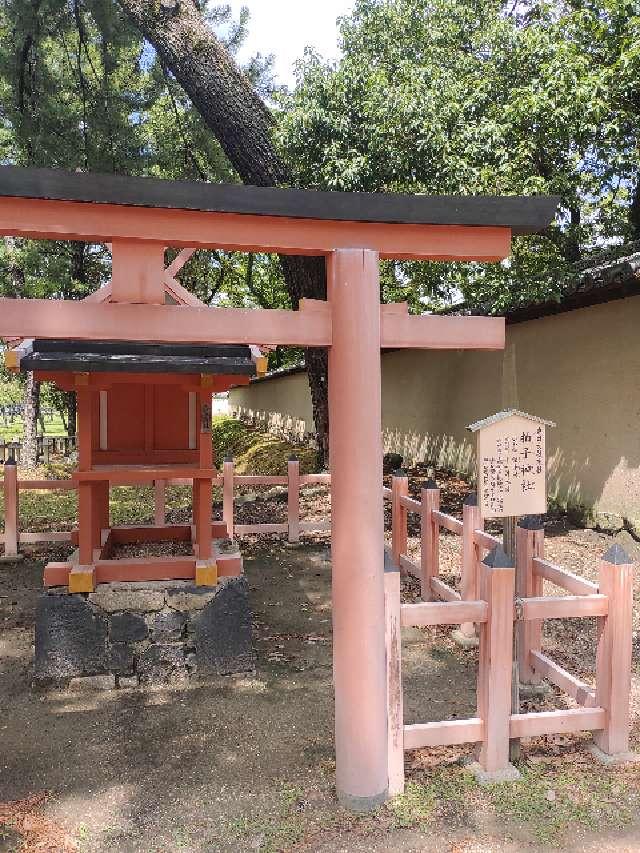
[35,575,254,687]
[468,761,521,784]
[519,680,551,699]
[0,553,24,563]
[451,628,479,648]
[194,577,255,675]
[117,675,139,689]
[588,744,640,766]
[35,594,109,682]
[337,787,388,813]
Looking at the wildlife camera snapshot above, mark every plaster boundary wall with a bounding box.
[229,294,640,530]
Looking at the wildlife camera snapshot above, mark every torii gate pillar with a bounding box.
[328,249,388,810]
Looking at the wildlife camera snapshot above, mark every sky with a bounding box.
[226,1,353,87]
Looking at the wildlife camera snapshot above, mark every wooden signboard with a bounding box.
[468,410,555,519]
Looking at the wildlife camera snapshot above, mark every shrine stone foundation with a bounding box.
[34,575,255,686]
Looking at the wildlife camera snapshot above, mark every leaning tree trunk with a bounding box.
[117,0,329,465]
[22,371,40,468]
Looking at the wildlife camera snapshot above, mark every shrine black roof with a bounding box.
[20,339,256,376]
[0,166,558,236]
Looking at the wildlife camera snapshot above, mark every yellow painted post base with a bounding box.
[4,349,18,370]
[196,560,218,587]
[69,565,96,593]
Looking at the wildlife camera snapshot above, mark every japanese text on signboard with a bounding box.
[477,417,546,518]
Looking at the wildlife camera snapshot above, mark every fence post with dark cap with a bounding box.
[516,515,545,685]
[420,479,440,599]
[391,469,409,569]
[475,545,519,782]
[223,455,234,540]
[287,455,300,543]
[591,544,637,761]
[453,491,482,646]
[1,457,20,561]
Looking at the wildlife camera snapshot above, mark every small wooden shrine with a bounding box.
[7,272,265,593]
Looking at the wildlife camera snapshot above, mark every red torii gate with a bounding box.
[0,166,557,811]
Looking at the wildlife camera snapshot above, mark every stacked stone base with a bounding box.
[35,576,254,687]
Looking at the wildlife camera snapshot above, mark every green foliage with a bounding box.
[279,0,640,312]
[0,1,289,334]
[0,413,66,442]
[0,367,22,407]
[489,763,636,845]
[384,761,638,846]
[386,768,477,829]
[212,416,317,475]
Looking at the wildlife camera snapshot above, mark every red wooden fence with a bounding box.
[0,458,331,557]
[384,470,636,793]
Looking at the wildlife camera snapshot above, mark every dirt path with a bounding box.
[1,539,640,852]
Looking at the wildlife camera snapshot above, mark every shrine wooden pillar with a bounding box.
[195,383,213,563]
[328,248,388,811]
[76,379,94,566]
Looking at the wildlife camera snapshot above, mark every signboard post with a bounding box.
[468,410,555,760]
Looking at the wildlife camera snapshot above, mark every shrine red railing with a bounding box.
[0,458,331,557]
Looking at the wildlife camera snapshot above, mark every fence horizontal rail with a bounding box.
[430,576,461,602]
[432,510,463,535]
[473,529,501,551]
[2,473,332,490]
[233,475,288,485]
[20,531,73,543]
[399,495,421,514]
[519,593,608,620]
[509,707,605,738]
[533,557,599,596]
[0,530,74,545]
[530,650,597,707]
[17,480,76,491]
[299,473,331,486]
[404,718,483,750]
[401,599,487,627]
[399,553,420,578]
[234,523,288,536]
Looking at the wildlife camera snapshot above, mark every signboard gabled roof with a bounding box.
[467,409,556,432]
